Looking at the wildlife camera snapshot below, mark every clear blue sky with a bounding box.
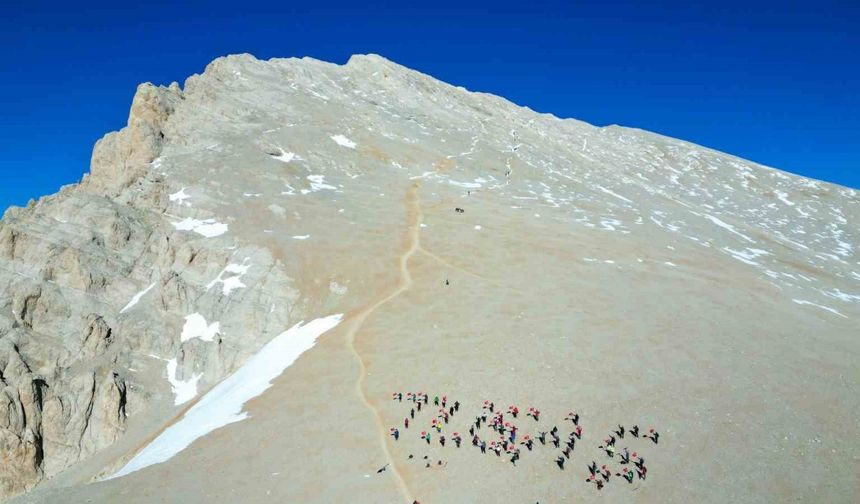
[2,1,858,212]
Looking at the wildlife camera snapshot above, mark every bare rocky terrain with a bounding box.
[1,54,857,503]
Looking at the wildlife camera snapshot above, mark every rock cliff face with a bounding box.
[0,67,299,500]
[0,54,857,503]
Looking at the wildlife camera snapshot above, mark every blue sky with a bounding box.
[1,1,858,212]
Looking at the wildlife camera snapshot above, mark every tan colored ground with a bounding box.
[15,178,858,504]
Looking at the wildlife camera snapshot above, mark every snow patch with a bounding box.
[595,185,632,204]
[331,134,356,149]
[166,358,201,406]
[207,259,251,296]
[169,188,191,206]
[702,214,755,243]
[181,314,221,342]
[792,299,847,318]
[120,282,156,314]
[108,314,343,480]
[270,148,296,163]
[723,247,769,266]
[172,218,229,238]
[304,174,337,193]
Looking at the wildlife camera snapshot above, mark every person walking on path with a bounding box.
[405,418,409,429]
[646,428,660,444]
[600,465,612,481]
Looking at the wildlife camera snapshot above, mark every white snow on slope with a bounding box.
[702,214,755,244]
[331,134,356,149]
[206,260,251,296]
[172,218,229,238]
[168,188,191,205]
[271,148,296,163]
[120,282,156,314]
[301,174,337,194]
[724,247,770,266]
[166,358,202,406]
[109,314,343,480]
[181,314,221,342]
[595,185,632,204]
[792,299,848,319]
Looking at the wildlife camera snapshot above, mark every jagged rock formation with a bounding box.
[1,54,858,503]
[0,70,300,500]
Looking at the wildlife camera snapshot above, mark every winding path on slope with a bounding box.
[343,182,423,503]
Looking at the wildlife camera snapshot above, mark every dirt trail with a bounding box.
[342,182,423,503]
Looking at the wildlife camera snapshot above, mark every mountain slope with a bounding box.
[2,53,858,503]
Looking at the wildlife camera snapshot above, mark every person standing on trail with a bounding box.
[538,431,547,445]
[434,395,440,406]
[405,418,409,429]
[398,392,403,402]
[393,428,400,441]
[480,440,487,453]
[646,428,660,444]
[454,400,460,412]
[442,395,447,408]
[574,425,582,439]
[410,408,415,419]
[600,465,612,481]
[555,456,565,470]
[440,435,446,447]
[417,402,422,412]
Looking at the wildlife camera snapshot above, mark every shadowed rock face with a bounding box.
[0,54,858,503]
